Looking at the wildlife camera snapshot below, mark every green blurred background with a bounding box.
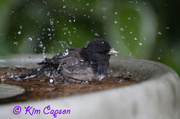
[0,0,179,75]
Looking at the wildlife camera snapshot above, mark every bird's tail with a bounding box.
[9,68,41,80]
[18,69,40,79]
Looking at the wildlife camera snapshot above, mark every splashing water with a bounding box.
[158,31,162,35]
[28,37,32,41]
[134,37,138,40]
[139,42,142,46]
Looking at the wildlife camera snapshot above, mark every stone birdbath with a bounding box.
[0,55,179,119]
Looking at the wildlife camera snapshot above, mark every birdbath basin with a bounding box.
[0,55,179,119]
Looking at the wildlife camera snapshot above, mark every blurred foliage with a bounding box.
[0,0,179,75]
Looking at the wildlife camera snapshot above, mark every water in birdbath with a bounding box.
[0,67,141,104]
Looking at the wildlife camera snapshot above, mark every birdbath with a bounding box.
[0,55,179,119]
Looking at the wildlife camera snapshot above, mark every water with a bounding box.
[0,67,140,104]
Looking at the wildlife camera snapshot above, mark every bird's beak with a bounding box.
[108,49,118,55]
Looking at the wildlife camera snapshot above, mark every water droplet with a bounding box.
[94,33,99,36]
[50,21,54,25]
[103,16,107,20]
[86,3,89,6]
[139,42,142,46]
[49,79,53,83]
[13,42,18,45]
[101,7,106,12]
[90,9,93,12]
[134,37,138,40]
[1,78,5,82]
[47,11,50,16]
[119,79,125,83]
[28,37,32,41]
[62,49,69,57]
[144,36,147,40]
[81,81,89,84]
[165,27,170,30]
[114,12,118,15]
[20,25,23,29]
[39,42,43,48]
[158,31,162,35]
[47,28,51,31]
[90,61,94,64]
[18,31,21,35]
[136,7,141,11]
[68,20,72,23]
[120,28,124,31]
[121,36,125,39]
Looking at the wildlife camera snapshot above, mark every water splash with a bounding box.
[28,37,32,41]
[39,41,43,48]
[90,9,93,12]
[158,31,162,35]
[144,36,147,40]
[120,28,124,31]
[165,27,170,30]
[86,3,89,6]
[103,16,107,20]
[127,17,131,20]
[134,37,138,40]
[136,7,141,11]
[18,31,21,35]
[114,12,118,15]
[139,42,142,46]
[49,79,54,83]
[13,42,18,46]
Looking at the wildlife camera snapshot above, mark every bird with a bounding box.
[17,39,118,82]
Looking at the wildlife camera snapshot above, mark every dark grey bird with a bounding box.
[17,39,118,81]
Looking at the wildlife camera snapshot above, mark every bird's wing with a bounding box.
[36,48,95,80]
[58,49,95,81]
